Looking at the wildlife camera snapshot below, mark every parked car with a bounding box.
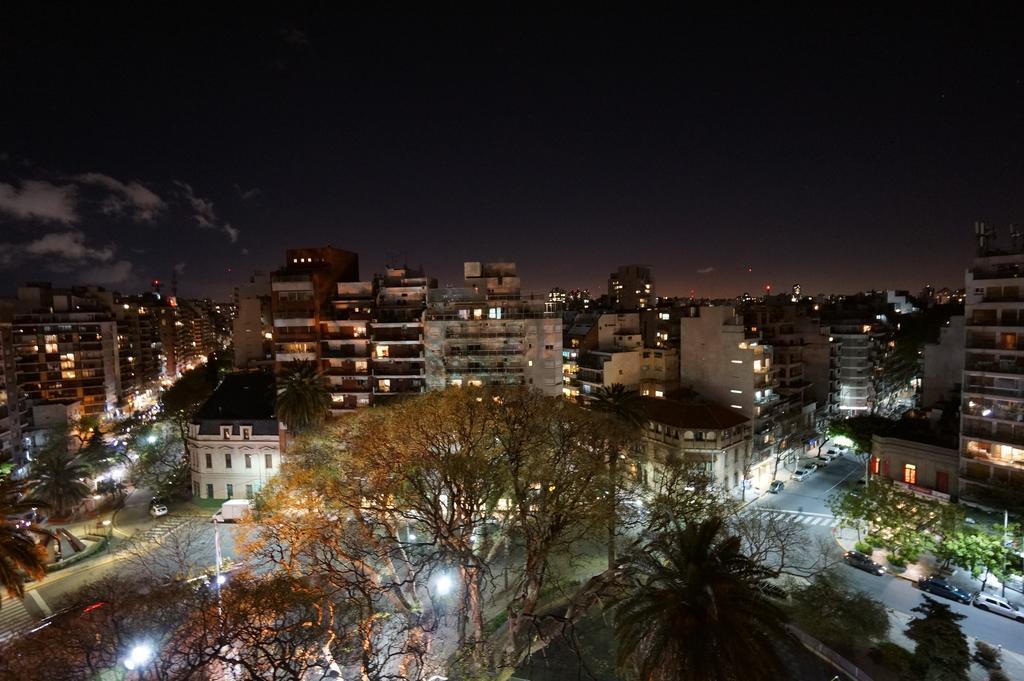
[843,550,886,576]
[149,504,168,518]
[768,480,785,494]
[792,468,814,482]
[918,577,973,604]
[150,495,169,509]
[826,448,840,456]
[974,594,1024,622]
[817,452,835,463]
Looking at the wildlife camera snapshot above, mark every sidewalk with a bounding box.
[833,527,1024,610]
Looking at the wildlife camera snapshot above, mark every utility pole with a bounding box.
[1002,509,1009,598]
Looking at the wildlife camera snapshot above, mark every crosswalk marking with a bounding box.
[745,508,841,528]
[0,596,36,644]
[26,589,50,616]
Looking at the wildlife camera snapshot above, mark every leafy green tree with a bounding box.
[0,477,49,599]
[614,517,792,681]
[275,359,331,435]
[787,571,889,655]
[590,383,645,568]
[904,598,970,681]
[826,415,895,454]
[25,445,91,520]
[828,479,961,562]
[937,525,1020,590]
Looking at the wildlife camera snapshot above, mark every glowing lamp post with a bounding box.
[123,642,154,671]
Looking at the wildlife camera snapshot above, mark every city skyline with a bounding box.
[3,8,1021,298]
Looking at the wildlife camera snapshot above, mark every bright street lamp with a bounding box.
[123,642,154,670]
[146,434,157,444]
[435,573,455,596]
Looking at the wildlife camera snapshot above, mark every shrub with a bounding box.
[989,670,1010,681]
[854,540,873,554]
[887,553,907,570]
[975,640,1002,669]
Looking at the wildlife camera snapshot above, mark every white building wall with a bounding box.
[188,425,281,500]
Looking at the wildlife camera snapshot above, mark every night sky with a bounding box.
[2,7,1023,300]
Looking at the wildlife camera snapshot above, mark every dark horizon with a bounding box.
[2,8,1021,300]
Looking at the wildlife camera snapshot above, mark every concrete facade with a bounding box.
[188,372,281,500]
[922,315,964,408]
[636,396,755,492]
[871,434,957,500]
[960,246,1024,503]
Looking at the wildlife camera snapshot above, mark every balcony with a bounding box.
[965,359,1024,376]
[963,384,1024,400]
[443,325,526,339]
[962,422,1024,447]
[964,403,1024,423]
[446,347,523,357]
[322,347,370,359]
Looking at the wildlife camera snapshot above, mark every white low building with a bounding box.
[187,372,281,500]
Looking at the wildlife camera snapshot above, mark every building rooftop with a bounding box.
[639,396,749,431]
[195,371,276,422]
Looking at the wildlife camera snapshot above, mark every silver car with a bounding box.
[974,594,1024,622]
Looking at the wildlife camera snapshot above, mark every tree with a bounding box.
[129,422,191,498]
[613,517,792,681]
[825,415,895,479]
[25,445,91,520]
[275,359,331,435]
[247,387,622,679]
[160,364,217,472]
[904,598,970,681]
[936,525,1019,591]
[590,383,645,568]
[787,571,889,655]
[0,477,48,600]
[828,478,962,562]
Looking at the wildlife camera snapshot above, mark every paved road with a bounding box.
[749,452,1024,655]
[0,489,246,645]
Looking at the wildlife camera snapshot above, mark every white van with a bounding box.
[793,468,814,482]
[974,593,1024,622]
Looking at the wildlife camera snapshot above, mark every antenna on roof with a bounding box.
[1011,223,1022,254]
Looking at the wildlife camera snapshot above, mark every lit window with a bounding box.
[903,464,917,485]
[654,390,664,397]
[730,404,742,409]
[730,389,743,394]
[731,360,743,364]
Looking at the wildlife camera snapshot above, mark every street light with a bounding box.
[435,573,454,596]
[146,434,157,444]
[123,642,154,670]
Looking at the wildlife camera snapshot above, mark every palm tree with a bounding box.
[0,478,48,599]
[614,517,791,681]
[25,447,91,520]
[590,383,645,568]
[276,359,332,435]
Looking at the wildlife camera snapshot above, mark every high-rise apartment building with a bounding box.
[233,272,273,369]
[960,232,1024,502]
[371,266,434,401]
[424,262,562,395]
[826,321,879,414]
[0,317,27,463]
[608,264,655,310]
[10,284,121,416]
[679,306,782,489]
[113,294,165,412]
[271,247,360,365]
